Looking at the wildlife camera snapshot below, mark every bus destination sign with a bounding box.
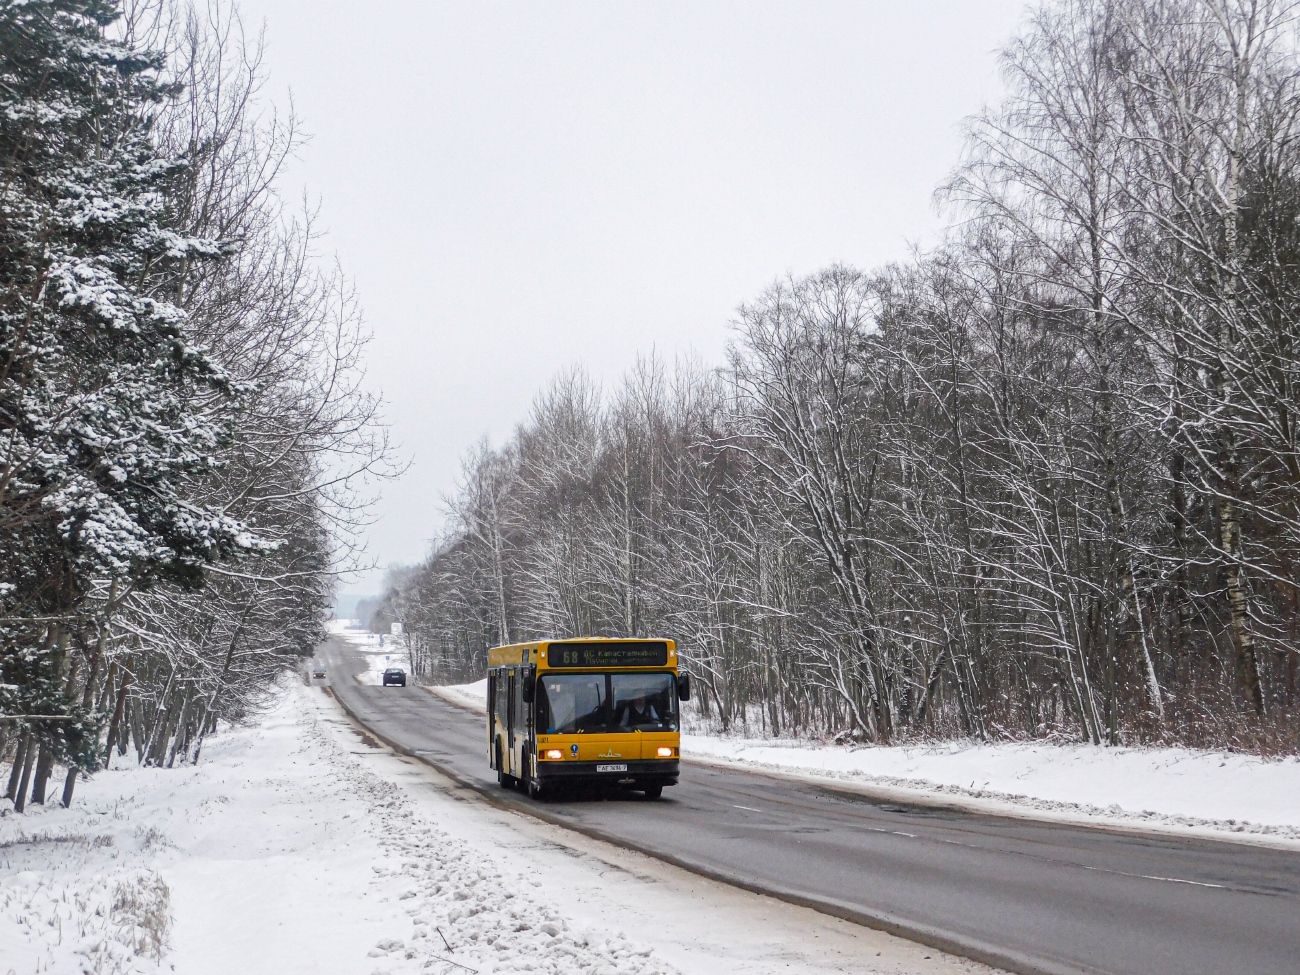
[548,641,669,669]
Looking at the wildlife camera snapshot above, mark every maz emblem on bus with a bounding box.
[598,749,623,759]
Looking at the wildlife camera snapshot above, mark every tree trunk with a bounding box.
[95,660,118,713]
[186,697,211,764]
[164,687,195,768]
[1220,496,1265,714]
[5,730,31,801]
[12,736,36,812]
[30,744,54,804]
[148,680,185,767]
[130,690,148,761]
[104,662,133,769]
[1215,30,1264,718]
[60,766,79,808]
[142,670,176,765]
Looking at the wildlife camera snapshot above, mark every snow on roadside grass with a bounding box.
[429,678,1300,842]
[436,678,487,712]
[0,854,171,975]
[1,683,677,975]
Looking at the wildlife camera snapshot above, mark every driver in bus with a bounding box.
[617,689,661,727]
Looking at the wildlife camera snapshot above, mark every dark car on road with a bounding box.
[311,666,326,679]
[382,668,407,687]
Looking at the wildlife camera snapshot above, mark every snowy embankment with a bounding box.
[436,677,488,712]
[429,679,1300,843]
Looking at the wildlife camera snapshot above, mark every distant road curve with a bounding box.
[318,636,1300,975]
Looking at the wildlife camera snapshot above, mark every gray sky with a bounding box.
[237,0,1028,594]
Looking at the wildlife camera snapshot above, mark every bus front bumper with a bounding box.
[536,759,679,787]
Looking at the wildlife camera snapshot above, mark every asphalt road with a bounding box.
[316,636,1300,975]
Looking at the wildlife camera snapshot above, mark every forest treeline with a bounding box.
[378,0,1300,750]
[1,0,383,811]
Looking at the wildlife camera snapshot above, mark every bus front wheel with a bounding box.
[642,784,663,800]
[523,747,544,799]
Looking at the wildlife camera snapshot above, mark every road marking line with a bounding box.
[732,804,763,812]
[919,833,1234,890]
[1079,865,1227,889]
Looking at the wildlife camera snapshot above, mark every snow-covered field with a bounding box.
[429,679,1300,844]
[1,680,989,975]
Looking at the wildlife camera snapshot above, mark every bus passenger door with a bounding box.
[506,670,517,776]
[486,673,495,766]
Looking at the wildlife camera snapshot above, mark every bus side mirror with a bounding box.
[522,672,536,704]
[677,674,691,702]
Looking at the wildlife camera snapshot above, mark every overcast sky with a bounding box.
[235,0,1029,594]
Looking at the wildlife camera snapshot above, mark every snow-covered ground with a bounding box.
[1,680,992,975]
[429,679,1300,844]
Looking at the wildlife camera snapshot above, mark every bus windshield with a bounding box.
[537,672,677,734]
[610,673,677,731]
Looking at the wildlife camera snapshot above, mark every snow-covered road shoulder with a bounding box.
[430,677,487,713]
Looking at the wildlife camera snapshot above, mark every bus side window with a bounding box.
[514,669,528,732]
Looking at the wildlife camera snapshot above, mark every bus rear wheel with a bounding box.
[495,743,513,789]
[642,784,663,799]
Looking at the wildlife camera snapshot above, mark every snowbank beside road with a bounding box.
[434,676,487,712]
[429,677,1300,842]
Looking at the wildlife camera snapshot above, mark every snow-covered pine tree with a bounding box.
[0,0,263,796]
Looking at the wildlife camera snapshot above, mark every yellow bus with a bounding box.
[487,638,690,799]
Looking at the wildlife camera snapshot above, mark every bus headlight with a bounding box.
[544,749,563,760]
[656,747,674,758]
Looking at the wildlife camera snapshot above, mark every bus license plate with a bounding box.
[596,763,628,773]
